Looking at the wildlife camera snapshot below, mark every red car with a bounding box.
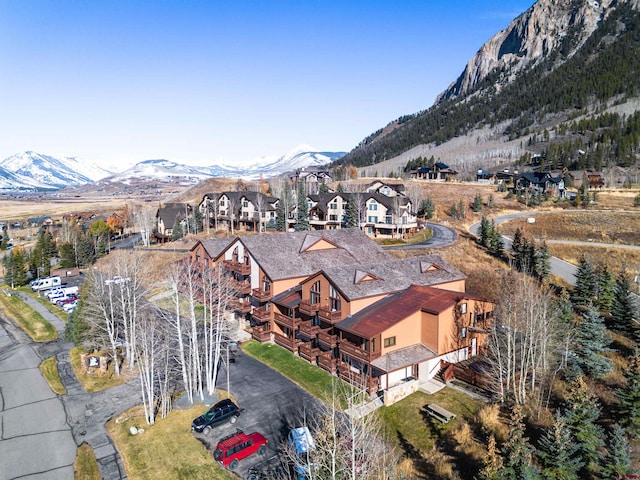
[214,430,268,470]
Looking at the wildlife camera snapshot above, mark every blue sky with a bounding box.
[0,1,535,170]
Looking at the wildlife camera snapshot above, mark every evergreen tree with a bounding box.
[617,353,640,436]
[336,182,345,193]
[30,229,57,277]
[58,242,77,269]
[489,220,504,257]
[421,197,435,219]
[561,377,605,478]
[511,227,524,269]
[496,404,541,480]
[275,201,287,231]
[479,215,491,248]
[595,265,615,315]
[192,207,203,234]
[319,183,330,194]
[87,219,112,257]
[537,413,582,480]
[3,247,27,288]
[534,241,551,280]
[601,424,632,478]
[471,193,483,212]
[571,303,612,379]
[171,216,184,241]
[295,182,310,231]
[610,268,636,337]
[572,255,597,306]
[345,197,358,228]
[64,301,87,345]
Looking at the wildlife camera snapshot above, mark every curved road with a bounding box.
[469,210,640,286]
[383,222,457,250]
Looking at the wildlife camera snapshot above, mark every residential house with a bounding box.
[412,162,458,181]
[156,202,192,238]
[586,172,605,189]
[365,181,406,197]
[199,192,279,233]
[363,193,417,238]
[514,171,565,198]
[290,169,333,194]
[306,193,350,230]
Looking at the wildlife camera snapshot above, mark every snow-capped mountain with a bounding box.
[0,151,113,190]
[0,146,345,191]
[99,145,345,184]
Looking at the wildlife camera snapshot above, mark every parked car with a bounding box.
[213,430,268,470]
[191,399,242,434]
[56,295,78,306]
[63,300,78,313]
[288,427,316,479]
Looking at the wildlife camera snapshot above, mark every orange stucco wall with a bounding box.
[380,310,423,356]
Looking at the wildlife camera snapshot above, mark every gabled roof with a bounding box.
[238,228,391,281]
[365,193,411,215]
[157,203,191,226]
[337,284,472,338]
[308,254,466,301]
[191,237,236,260]
[271,285,302,308]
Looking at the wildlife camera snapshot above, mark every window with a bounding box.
[368,201,378,211]
[243,200,248,208]
[460,303,467,314]
[330,202,338,209]
[329,285,341,312]
[385,215,392,224]
[367,216,378,223]
[461,327,467,338]
[310,281,321,304]
[329,214,338,221]
[384,336,396,348]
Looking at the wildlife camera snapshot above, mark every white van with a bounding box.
[31,276,62,292]
[288,427,316,479]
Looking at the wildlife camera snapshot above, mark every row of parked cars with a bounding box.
[191,398,316,477]
[45,285,79,313]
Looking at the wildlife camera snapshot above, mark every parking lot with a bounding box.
[193,347,323,478]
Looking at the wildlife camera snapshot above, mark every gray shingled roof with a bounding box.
[317,254,466,300]
[371,344,436,373]
[194,237,235,260]
[239,228,391,281]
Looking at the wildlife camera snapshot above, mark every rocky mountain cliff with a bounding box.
[438,0,616,102]
[339,0,640,175]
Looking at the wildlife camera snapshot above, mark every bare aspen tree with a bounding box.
[404,181,424,218]
[254,190,266,233]
[135,307,162,425]
[345,181,367,229]
[135,206,156,247]
[486,272,569,406]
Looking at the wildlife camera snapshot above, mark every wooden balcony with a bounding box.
[299,342,320,363]
[274,312,300,330]
[233,280,251,295]
[298,320,320,339]
[317,350,337,374]
[338,367,380,394]
[230,298,252,314]
[318,328,338,349]
[223,260,251,276]
[274,333,300,353]
[339,340,380,364]
[252,306,271,323]
[251,325,271,343]
[252,288,272,303]
[298,299,320,316]
[318,306,342,323]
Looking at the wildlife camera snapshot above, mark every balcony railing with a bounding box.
[339,340,380,364]
[318,328,338,349]
[318,306,342,323]
[299,299,320,316]
[251,325,271,343]
[233,280,251,295]
[274,333,300,353]
[230,298,252,314]
[274,312,300,330]
[252,288,272,303]
[338,367,379,394]
[223,260,251,276]
[298,320,320,339]
[299,342,320,363]
[252,306,271,323]
[317,350,337,374]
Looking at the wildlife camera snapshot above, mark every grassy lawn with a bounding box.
[39,356,66,395]
[107,405,236,480]
[70,347,129,392]
[74,443,101,480]
[242,341,357,408]
[0,291,57,341]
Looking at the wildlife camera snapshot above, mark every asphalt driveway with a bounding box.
[194,349,323,478]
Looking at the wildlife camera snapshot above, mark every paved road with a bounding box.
[469,210,640,286]
[0,302,75,480]
[383,221,457,250]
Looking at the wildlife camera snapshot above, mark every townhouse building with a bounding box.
[199,192,279,233]
[188,228,495,403]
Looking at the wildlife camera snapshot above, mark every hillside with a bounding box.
[338,0,640,177]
